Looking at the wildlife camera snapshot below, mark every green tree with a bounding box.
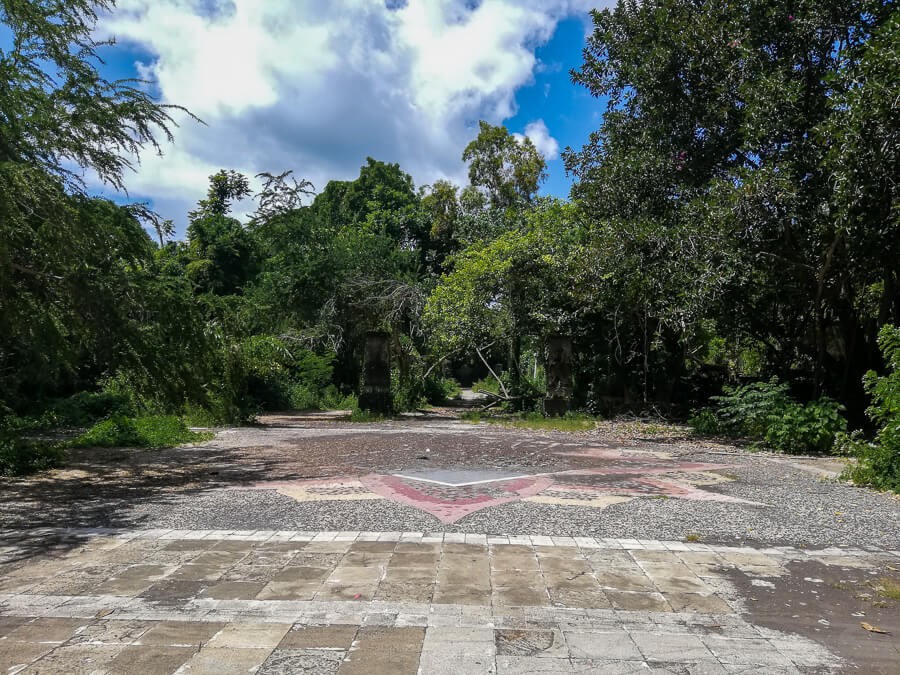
[462,121,547,210]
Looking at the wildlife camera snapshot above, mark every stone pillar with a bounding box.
[358,331,393,414]
[544,334,573,417]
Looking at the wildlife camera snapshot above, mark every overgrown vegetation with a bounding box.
[1,0,898,490]
[461,411,599,432]
[69,416,211,449]
[838,326,900,492]
[688,379,847,454]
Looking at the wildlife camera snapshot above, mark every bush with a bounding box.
[764,398,847,454]
[423,376,461,404]
[690,377,847,454]
[70,415,211,448]
[840,325,900,492]
[0,438,65,476]
[710,378,792,437]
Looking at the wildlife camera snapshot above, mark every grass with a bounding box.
[877,577,900,602]
[460,411,599,432]
[69,415,212,449]
[685,533,703,542]
[350,409,387,423]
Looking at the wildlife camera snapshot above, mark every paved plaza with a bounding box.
[1,415,898,673]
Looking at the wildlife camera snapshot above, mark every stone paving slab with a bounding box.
[3,529,897,673]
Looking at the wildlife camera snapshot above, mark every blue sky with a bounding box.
[8,1,609,231]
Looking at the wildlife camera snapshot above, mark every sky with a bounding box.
[81,1,609,235]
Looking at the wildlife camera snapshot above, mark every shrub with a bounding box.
[0,438,65,476]
[423,376,462,404]
[710,377,792,437]
[70,415,211,448]
[350,409,385,423]
[690,377,847,454]
[765,398,847,455]
[840,325,900,492]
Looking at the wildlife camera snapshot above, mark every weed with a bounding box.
[877,577,900,601]
[685,533,703,542]
[349,409,386,423]
[0,438,65,476]
[460,411,599,432]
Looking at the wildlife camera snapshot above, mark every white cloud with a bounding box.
[514,119,560,160]
[94,0,599,232]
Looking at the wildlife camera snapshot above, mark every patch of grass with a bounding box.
[877,577,900,601]
[462,412,599,432]
[349,409,386,423]
[69,415,212,449]
[685,533,703,542]
[0,437,66,476]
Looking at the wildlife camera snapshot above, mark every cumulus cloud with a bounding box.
[514,119,560,160]
[95,0,598,230]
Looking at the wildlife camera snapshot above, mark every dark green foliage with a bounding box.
[764,399,847,455]
[840,326,900,491]
[0,438,65,476]
[70,415,210,449]
[690,378,847,454]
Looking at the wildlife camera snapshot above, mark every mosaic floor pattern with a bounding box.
[245,447,762,523]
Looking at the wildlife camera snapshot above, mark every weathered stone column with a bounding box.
[358,331,392,414]
[544,334,573,416]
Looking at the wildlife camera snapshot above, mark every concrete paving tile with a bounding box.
[210,541,255,553]
[19,644,124,674]
[315,584,378,601]
[606,590,672,612]
[0,640,54,674]
[348,541,396,554]
[595,571,656,592]
[175,646,273,673]
[135,620,226,646]
[6,617,90,643]
[168,564,227,582]
[663,593,732,614]
[493,586,551,608]
[302,541,352,554]
[424,626,494,646]
[0,615,29,637]
[220,565,281,582]
[189,551,246,566]
[65,619,151,645]
[257,647,345,674]
[631,551,681,564]
[417,652,494,674]
[491,570,545,586]
[341,551,393,566]
[651,576,711,594]
[433,585,492,605]
[274,565,332,582]
[495,629,567,658]
[702,637,793,666]
[443,543,484,555]
[326,566,384,584]
[163,540,214,552]
[389,552,440,567]
[570,660,649,674]
[278,625,357,649]
[631,632,714,661]
[437,569,491,588]
[492,556,541,572]
[105,645,195,674]
[256,580,322,600]
[496,655,574,673]
[384,566,435,583]
[564,630,641,660]
[205,622,291,649]
[547,584,611,609]
[374,581,435,603]
[199,581,267,600]
[140,580,206,603]
[395,542,441,553]
[339,650,420,674]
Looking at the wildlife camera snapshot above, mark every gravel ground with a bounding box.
[2,414,897,549]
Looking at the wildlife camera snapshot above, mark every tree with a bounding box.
[565,0,898,412]
[462,121,547,209]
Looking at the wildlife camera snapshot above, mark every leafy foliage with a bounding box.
[70,415,211,449]
[840,326,900,491]
[690,378,846,454]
